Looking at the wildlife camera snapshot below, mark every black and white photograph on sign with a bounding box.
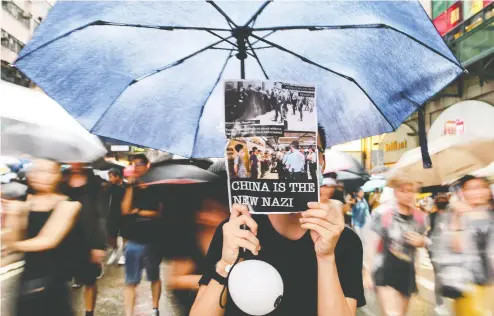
[225,80,317,137]
[226,133,318,181]
[225,132,319,214]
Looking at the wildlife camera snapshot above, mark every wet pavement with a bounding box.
[2,261,441,316]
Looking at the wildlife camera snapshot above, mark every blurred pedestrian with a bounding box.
[63,163,107,316]
[363,174,427,316]
[368,188,381,212]
[425,193,449,315]
[121,154,163,316]
[2,158,81,316]
[106,168,127,265]
[320,177,337,204]
[351,188,370,236]
[430,175,494,316]
[167,194,229,315]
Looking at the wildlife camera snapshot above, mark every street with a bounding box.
[1,248,453,316]
[250,109,318,133]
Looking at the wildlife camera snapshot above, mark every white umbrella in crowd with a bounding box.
[388,134,494,187]
[1,81,106,162]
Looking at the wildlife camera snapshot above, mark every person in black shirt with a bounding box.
[249,147,259,179]
[63,164,106,316]
[105,168,127,265]
[190,125,365,316]
[121,155,163,316]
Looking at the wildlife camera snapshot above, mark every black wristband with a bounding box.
[211,270,227,285]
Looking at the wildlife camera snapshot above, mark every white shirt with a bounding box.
[285,150,306,172]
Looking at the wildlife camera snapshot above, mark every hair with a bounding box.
[459,175,488,189]
[318,124,327,151]
[108,168,122,178]
[252,147,258,151]
[133,154,149,165]
[291,141,300,150]
[326,172,337,180]
[234,144,244,152]
[387,172,418,190]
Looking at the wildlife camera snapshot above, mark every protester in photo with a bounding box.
[2,158,81,316]
[106,168,127,265]
[298,96,306,122]
[233,144,247,179]
[249,147,259,179]
[270,90,280,123]
[276,148,286,180]
[307,146,317,181]
[63,163,106,316]
[429,175,494,316]
[284,142,306,181]
[261,151,270,178]
[363,174,427,316]
[190,124,365,316]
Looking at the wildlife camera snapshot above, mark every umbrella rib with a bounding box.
[250,33,395,130]
[251,24,463,69]
[89,40,232,134]
[207,1,238,28]
[251,30,277,46]
[246,38,269,79]
[190,51,233,158]
[244,1,271,27]
[14,20,231,64]
[207,30,238,48]
[132,37,233,83]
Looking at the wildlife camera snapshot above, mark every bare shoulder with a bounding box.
[55,199,82,215]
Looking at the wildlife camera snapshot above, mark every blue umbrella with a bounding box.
[14,1,463,158]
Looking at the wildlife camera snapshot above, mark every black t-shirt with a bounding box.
[199,215,366,315]
[121,185,162,245]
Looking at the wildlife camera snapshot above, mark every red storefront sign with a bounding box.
[433,1,462,36]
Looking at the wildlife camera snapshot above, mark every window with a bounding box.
[2,1,30,28]
[1,60,32,88]
[1,29,25,54]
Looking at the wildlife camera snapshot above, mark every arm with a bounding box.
[166,258,201,291]
[318,257,357,316]
[11,201,81,252]
[190,205,260,316]
[121,186,137,215]
[300,201,360,316]
[1,200,28,244]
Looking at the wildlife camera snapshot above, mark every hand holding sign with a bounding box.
[220,204,260,268]
[300,201,344,259]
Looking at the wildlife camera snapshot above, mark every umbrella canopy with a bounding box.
[140,163,220,185]
[0,81,106,154]
[336,170,368,193]
[389,135,494,186]
[370,165,389,175]
[324,149,365,174]
[361,178,386,193]
[14,1,462,158]
[2,124,105,163]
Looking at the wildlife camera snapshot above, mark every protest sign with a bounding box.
[224,80,319,214]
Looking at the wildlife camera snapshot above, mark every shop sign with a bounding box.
[384,140,408,152]
[110,145,130,152]
[131,146,145,153]
[433,1,462,35]
[444,119,465,136]
[463,0,484,19]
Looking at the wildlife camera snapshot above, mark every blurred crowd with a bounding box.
[1,153,493,316]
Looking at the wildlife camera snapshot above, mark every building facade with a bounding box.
[335,0,494,170]
[1,0,54,87]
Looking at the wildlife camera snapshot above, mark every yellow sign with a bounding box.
[384,140,408,152]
